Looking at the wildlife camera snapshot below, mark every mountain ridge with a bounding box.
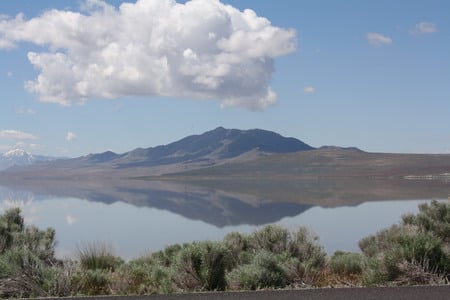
[1,127,450,182]
[0,127,315,178]
[112,127,315,168]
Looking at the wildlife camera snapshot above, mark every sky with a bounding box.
[0,0,449,157]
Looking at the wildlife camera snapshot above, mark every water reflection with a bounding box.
[0,178,448,259]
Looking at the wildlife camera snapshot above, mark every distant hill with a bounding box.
[163,148,450,180]
[0,127,315,178]
[0,149,56,171]
[113,127,314,167]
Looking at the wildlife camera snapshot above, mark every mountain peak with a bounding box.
[2,149,32,158]
[116,127,315,169]
[0,150,57,171]
[85,151,121,163]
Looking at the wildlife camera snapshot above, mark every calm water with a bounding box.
[0,179,448,259]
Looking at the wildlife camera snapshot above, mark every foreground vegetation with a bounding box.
[0,201,449,298]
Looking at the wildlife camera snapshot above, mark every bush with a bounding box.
[0,208,61,298]
[77,241,123,271]
[329,251,363,276]
[42,260,77,297]
[289,227,326,276]
[171,241,232,291]
[0,248,48,298]
[152,244,182,267]
[112,257,173,295]
[71,269,112,296]
[402,200,450,243]
[227,250,288,290]
[248,225,289,254]
[359,201,450,286]
[223,232,251,266]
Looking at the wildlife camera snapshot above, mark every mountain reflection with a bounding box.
[1,177,449,227]
[0,179,313,227]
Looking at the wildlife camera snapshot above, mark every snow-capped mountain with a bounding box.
[0,149,55,171]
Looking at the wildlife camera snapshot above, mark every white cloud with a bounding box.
[367,32,392,47]
[7,71,12,77]
[0,143,39,152]
[303,86,315,94]
[66,215,78,225]
[66,132,77,142]
[0,129,38,140]
[16,106,36,114]
[0,0,296,111]
[410,22,437,35]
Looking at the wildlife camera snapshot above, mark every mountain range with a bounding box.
[1,127,450,182]
[74,126,314,167]
[0,127,316,179]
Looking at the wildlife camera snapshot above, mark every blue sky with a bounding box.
[0,0,449,157]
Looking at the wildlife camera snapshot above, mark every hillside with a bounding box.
[162,148,450,180]
[0,127,314,179]
[109,126,314,167]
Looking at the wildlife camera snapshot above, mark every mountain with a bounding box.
[113,126,314,168]
[0,127,315,179]
[0,149,56,171]
[2,128,450,182]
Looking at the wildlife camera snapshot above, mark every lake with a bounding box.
[0,178,448,259]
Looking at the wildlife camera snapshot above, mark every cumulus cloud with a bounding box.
[66,132,77,142]
[0,0,296,110]
[367,32,392,47]
[410,22,437,35]
[0,129,38,140]
[303,86,315,94]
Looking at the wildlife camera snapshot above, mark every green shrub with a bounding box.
[227,250,288,290]
[0,248,48,298]
[0,208,61,298]
[71,269,112,296]
[171,241,232,291]
[402,200,450,242]
[112,255,173,295]
[359,224,405,258]
[0,207,24,253]
[248,225,289,254]
[288,227,326,273]
[77,241,123,271]
[223,232,251,266]
[152,244,182,267]
[225,226,326,287]
[42,260,77,297]
[383,231,449,280]
[329,251,363,276]
[359,201,450,286]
